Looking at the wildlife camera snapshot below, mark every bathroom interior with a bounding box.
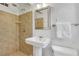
[0,3,79,56]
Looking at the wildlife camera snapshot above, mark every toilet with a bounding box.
[52,45,78,56]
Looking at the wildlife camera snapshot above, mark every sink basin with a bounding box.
[25,36,50,48]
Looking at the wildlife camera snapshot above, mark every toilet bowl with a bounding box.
[52,45,78,56]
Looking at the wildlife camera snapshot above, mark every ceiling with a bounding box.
[0,3,52,15]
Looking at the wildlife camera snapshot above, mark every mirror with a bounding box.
[35,18,44,29]
[35,7,51,30]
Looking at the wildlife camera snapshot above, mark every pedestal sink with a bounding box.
[25,36,50,56]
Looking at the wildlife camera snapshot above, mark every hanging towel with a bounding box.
[56,22,71,39]
[56,22,63,38]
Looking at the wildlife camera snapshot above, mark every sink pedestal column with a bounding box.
[33,47,42,56]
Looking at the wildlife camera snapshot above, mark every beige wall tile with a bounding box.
[0,11,19,55]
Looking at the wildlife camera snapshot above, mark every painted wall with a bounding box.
[51,3,79,50]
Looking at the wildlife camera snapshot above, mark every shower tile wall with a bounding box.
[0,11,19,55]
[19,11,33,55]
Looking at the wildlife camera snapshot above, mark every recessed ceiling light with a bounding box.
[42,3,48,7]
[36,3,48,9]
[36,4,41,9]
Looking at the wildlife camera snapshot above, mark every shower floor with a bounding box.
[9,51,27,56]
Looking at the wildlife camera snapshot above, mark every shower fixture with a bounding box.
[36,7,48,14]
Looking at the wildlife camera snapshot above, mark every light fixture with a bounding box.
[42,3,48,7]
[36,3,48,9]
[36,4,41,9]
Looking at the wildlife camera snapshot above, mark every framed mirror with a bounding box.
[35,18,44,29]
[34,7,51,30]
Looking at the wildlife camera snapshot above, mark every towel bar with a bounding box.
[52,24,79,27]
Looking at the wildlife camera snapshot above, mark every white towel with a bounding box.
[56,22,71,39]
[56,22,63,38]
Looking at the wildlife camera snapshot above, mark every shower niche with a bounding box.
[34,7,51,30]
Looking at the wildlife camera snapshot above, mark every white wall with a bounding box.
[51,3,77,24]
[51,3,79,50]
[75,4,79,24]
